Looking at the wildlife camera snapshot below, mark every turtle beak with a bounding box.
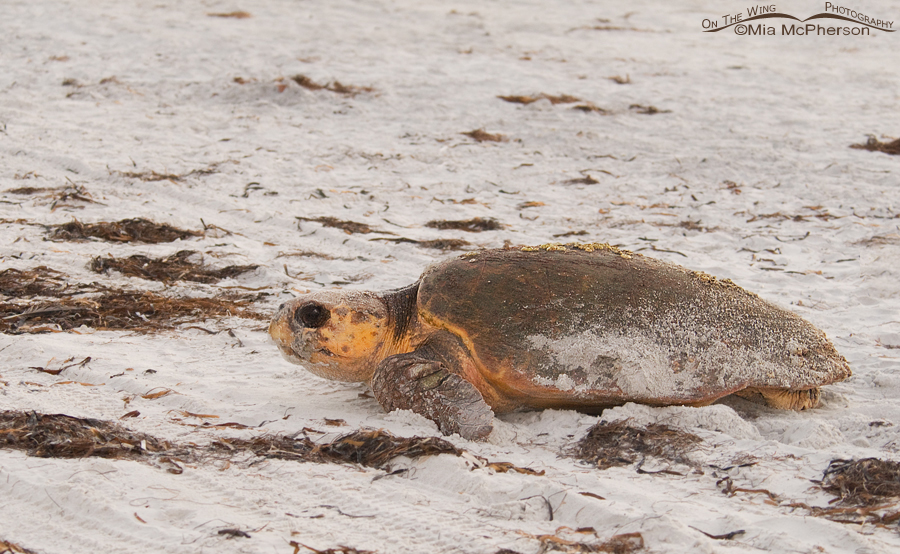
[269,304,299,359]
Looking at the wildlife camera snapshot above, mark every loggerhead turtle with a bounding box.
[269,244,851,440]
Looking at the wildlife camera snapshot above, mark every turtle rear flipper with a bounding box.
[733,387,821,410]
[371,352,494,440]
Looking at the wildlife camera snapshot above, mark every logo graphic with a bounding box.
[701,3,894,36]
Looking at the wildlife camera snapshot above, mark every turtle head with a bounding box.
[269,290,390,382]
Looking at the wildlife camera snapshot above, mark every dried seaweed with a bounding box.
[48,218,202,243]
[821,458,900,506]
[369,237,471,250]
[90,251,258,284]
[216,429,461,469]
[572,104,610,114]
[524,532,645,553]
[425,217,502,232]
[292,543,374,554]
[0,412,460,473]
[4,186,55,195]
[296,216,374,234]
[117,164,219,182]
[0,538,40,554]
[0,411,171,460]
[498,94,581,105]
[291,74,374,96]
[573,420,701,470]
[207,11,251,18]
[629,104,670,115]
[717,475,777,501]
[317,429,462,467]
[0,289,265,334]
[564,176,599,185]
[689,527,745,541]
[1,267,100,298]
[553,231,588,238]
[850,136,900,156]
[3,184,101,211]
[462,129,506,142]
[50,184,101,210]
[853,234,900,247]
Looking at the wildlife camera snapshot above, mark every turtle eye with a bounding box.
[295,302,330,329]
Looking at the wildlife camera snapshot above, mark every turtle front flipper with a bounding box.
[371,352,494,440]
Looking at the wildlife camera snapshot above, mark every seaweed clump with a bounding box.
[0,267,100,298]
[370,237,471,251]
[850,136,900,156]
[89,251,258,284]
[461,129,506,142]
[0,411,171,460]
[573,420,701,470]
[0,412,460,472]
[821,458,900,506]
[215,429,461,469]
[498,94,581,105]
[291,74,374,96]
[425,217,503,232]
[0,289,265,334]
[48,218,201,243]
[296,216,374,234]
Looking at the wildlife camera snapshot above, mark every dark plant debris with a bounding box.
[3,184,102,211]
[821,458,900,506]
[462,129,507,142]
[850,136,900,156]
[207,11,252,18]
[117,164,219,182]
[48,218,202,244]
[425,217,502,232]
[573,420,701,470]
[369,237,471,250]
[629,104,670,115]
[1,266,101,299]
[291,74,374,96]
[4,186,56,195]
[689,527,745,541]
[1,288,266,334]
[572,104,610,114]
[581,24,652,32]
[214,429,461,469]
[0,538,40,554]
[90,251,259,284]
[498,94,581,105]
[0,412,547,489]
[783,459,900,526]
[717,475,777,501]
[218,529,251,539]
[296,216,375,235]
[291,543,374,554]
[526,531,645,553]
[0,411,172,460]
[31,356,91,376]
[553,230,589,238]
[744,210,839,224]
[275,250,338,260]
[853,234,900,247]
[564,176,599,185]
[50,184,102,211]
